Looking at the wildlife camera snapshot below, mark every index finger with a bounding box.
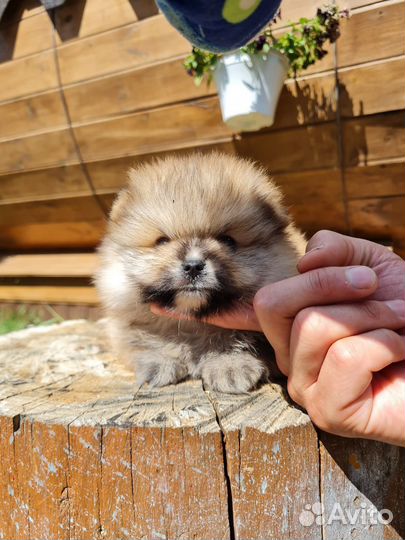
[253,265,378,375]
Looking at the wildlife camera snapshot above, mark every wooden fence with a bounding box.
[0,0,404,308]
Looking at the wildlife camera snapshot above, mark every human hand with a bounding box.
[151,230,405,446]
[253,230,405,446]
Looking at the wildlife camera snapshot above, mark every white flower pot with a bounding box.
[213,49,289,132]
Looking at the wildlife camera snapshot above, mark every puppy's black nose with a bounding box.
[183,259,205,279]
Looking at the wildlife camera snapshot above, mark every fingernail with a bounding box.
[345,266,377,289]
[385,300,405,320]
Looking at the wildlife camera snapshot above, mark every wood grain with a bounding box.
[338,1,405,68]
[339,56,405,118]
[343,111,405,167]
[320,433,405,539]
[0,127,79,175]
[0,165,90,204]
[0,253,98,278]
[0,285,98,303]
[0,50,58,103]
[73,97,232,163]
[275,168,347,233]
[348,195,405,239]
[346,161,405,199]
[0,91,67,140]
[57,15,190,86]
[0,6,53,62]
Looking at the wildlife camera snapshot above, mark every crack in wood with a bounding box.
[203,387,236,540]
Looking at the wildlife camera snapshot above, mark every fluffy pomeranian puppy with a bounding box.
[95,153,305,393]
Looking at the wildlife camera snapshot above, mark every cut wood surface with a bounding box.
[0,319,403,540]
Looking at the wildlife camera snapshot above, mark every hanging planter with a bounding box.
[184,5,348,132]
[213,49,289,131]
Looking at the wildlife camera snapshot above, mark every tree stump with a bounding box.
[0,320,404,540]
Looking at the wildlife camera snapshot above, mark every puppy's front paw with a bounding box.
[199,353,268,394]
[135,353,188,387]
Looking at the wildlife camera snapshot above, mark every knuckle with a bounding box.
[305,391,339,432]
[287,379,302,404]
[253,285,279,315]
[294,308,326,338]
[327,340,357,368]
[377,328,400,347]
[360,301,383,322]
[309,229,330,247]
[307,402,338,432]
[307,268,333,296]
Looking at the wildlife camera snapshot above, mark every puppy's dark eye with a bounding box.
[155,236,170,246]
[217,235,237,250]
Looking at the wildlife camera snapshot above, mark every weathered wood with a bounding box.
[338,56,405,118]
[343,111,405,167]
[346,161,405,199]
[57,14,190,86]
[0,127,79,175]
[0,50,58,102]
[348,195,405,239]
[320,433,405,539]
[0,320,403,539]
[0,165,90,204]
[0,285,98,303]
[0,91,68,140]
[337,1,405,67]
[0,253,98,277]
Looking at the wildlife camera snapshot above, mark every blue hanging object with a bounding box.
[156,0,283,53]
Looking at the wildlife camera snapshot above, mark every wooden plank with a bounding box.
[0,221,105,250]
[0,165,90,204]
[0,253,98,278]
[0,285,99,303]
[0,128,79,175]
[346,161,405,199]
[0,196,104,227]
[0,6,53,62]
[348,195,405,239]
[0,0,45,26]
[54,0,158,43]
[64,57,213,124]
[275,168,347,233]
[339,56,405,117]
[74,98,338,172]
[0,50,58,103]
[57,14,190,86]
[235,122,339,173]
[0,91,67,140]
[87,141,237,193]
[65,60,336,127]
[0,195,107,250]
[320,434,405,539]
[343,111,405,167]
[73,97,232,163]
[338,1,405,68]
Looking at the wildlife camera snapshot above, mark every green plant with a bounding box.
[0,305,63,335]
[184,5,348,85]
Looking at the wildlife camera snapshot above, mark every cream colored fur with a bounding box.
[95,153,305,393]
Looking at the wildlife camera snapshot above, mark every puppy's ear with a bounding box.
[256,178,291,231]
[109,189,132,224]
